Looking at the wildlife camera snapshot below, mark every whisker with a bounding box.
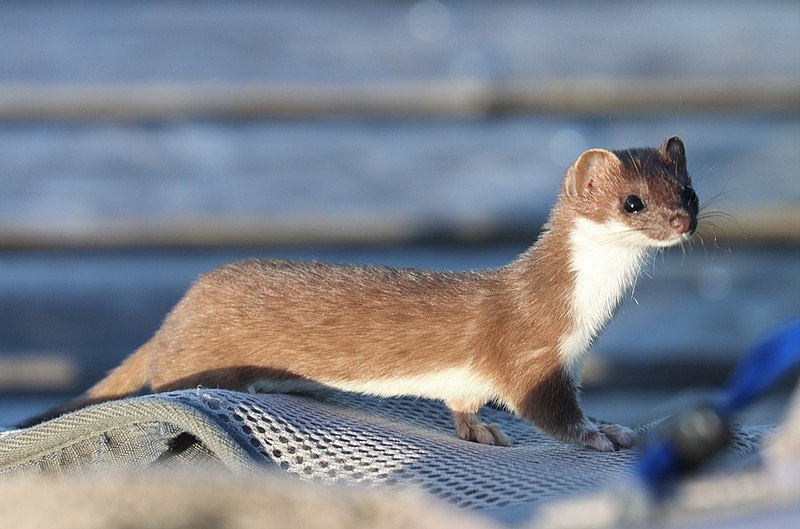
[695,177,741,254]
[698,175,740,211]
[695,221,734,253]
[693,231,711,260]
[698,209,739,223]
[700,191,736,211]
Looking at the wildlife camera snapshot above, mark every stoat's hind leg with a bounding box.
[448,399,510,447]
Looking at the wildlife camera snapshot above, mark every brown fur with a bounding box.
[21,137,699,451]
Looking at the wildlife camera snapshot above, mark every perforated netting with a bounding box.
[164,389,768,510]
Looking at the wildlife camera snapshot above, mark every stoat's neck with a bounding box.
[497,208,649,378]
[558,216,649,375]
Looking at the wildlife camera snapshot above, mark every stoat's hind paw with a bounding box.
[452,411,511,447]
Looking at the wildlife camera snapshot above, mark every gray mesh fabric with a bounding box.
[0,389,770,512]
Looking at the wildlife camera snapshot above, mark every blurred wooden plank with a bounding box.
[0,214,509,249]
[0,78,798,121]
[0,206,797,249]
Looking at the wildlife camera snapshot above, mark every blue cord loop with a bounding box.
[637,319,800,490]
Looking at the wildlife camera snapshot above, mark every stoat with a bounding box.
[23,136,699,451]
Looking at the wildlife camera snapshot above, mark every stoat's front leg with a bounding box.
[509,367,636,451]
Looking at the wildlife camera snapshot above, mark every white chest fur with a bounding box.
[558,217,649,375]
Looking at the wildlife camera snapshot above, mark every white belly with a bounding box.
[248,366,497,404]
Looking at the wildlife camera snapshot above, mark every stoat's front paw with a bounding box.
[600,423,637,449]
[578,424,637,451]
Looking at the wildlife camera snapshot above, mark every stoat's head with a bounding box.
[562,136,699,248]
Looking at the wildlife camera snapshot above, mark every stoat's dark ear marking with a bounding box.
[661,136,687,174]
[565,148,620,198]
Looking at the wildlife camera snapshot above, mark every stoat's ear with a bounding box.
[565,148,620,198]
[660,136,687,173]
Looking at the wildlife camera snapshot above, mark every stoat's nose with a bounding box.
[670,214,695,235]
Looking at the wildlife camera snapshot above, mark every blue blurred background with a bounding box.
[0,0,798,426]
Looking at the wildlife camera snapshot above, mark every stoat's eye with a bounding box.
[623,194,646,214]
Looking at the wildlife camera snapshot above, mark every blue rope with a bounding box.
[637,318,800,490]
[718,319,800,415]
